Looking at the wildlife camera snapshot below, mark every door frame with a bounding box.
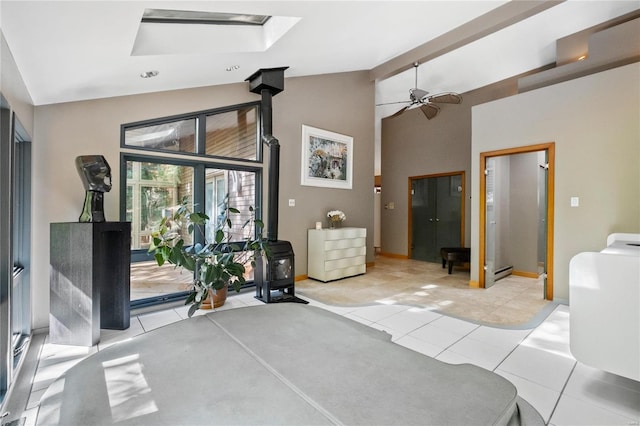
[408,170,465,259]
[479,142,555,299]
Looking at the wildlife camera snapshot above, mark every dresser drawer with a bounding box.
[323,227,366,240]
[322,264,366,281]
[324,237,366,251]
[325,255,366,271]
[325,246,366,261]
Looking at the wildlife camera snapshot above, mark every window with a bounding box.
[121,102,263,307]
[126,161,194,250]
[124,118,196,153]
[122,103,260,161]
[205,106,258,160]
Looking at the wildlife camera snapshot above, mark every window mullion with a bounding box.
[193,164,206,246]
[196,114,206,155]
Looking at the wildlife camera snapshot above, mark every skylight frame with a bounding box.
[141,9,271,26]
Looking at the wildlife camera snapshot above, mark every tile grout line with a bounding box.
[544,361,577,425]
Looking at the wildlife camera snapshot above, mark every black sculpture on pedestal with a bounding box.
[75,155,112,222]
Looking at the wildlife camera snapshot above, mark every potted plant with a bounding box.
[149,195,267,317]
[327,209,346,228]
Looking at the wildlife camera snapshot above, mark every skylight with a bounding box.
[131,9,300,56]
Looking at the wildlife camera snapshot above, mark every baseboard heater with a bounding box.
[494,265,513,282]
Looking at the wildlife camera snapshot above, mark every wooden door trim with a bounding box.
[408,171,466,258]
[478,142,555,300]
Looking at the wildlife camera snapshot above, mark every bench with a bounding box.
[440,247,471,274]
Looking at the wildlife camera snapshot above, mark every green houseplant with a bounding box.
[149,195,267,317]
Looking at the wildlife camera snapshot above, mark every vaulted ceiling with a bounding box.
[1,1,637,109]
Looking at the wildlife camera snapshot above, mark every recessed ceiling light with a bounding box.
[226,65,240,71]
[577,55,587,61]
[140,70,159,78]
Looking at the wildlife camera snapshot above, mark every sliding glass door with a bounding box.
[0,104,32,405]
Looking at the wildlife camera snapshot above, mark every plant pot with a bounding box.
[200,286,228,310]
[328,220,342,229]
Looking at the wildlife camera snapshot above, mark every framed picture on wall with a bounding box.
[300,125,353,189]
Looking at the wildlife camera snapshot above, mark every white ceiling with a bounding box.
[1,1,638,108]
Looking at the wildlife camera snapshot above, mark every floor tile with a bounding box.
[26,387,47,410]
[98,318,145,350]
[408,323,466,349]
[550,393,638,426]
[496,369,561,423]
[571,362,640,393]
[137,309,183,331]
[348,304,409,322]
[32,357,89,392]
[343,312,374,326]
[22,407,39,426]
[466,325,532,349]
[520,313,572,357]
[563,363,640,420]
[37,343,96,368]
[435,349,476,366]
[497,345,576,392]
[447,337,515,371]
[394,335,443,358]
[428,315,479,336]
[375,307,442,335]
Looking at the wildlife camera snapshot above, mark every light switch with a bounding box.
[570,197,579,207]
[388,202,395,210]
[288,199,295,207]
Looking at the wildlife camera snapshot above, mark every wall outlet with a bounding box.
[570,197,579,207]
[288,199,295,207]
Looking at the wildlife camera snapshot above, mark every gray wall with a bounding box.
[0,33,34,136]
[379,77,519,256]
[472,63,640,301]
[31,71,375,329]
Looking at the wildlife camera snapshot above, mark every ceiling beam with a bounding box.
[369,0,566,82]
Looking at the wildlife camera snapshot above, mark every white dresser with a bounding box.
[308,227,366,282]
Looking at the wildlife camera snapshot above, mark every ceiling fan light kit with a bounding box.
[378,62,462,120]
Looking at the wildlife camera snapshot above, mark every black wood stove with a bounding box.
[246,67,303,304]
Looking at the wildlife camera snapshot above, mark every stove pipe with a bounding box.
[245,67,288,242]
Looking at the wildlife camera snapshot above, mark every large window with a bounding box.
[121,102,263,306]
[122,103,260,161]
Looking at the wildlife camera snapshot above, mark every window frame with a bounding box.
[120,153,263,262]
[120,101,263,163]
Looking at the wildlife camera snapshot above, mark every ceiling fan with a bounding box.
[377,62,462,120]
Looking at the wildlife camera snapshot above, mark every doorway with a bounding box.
[479,143,554,299]
[409,172,464,263]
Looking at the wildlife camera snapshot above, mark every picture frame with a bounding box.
[300,125,353,189]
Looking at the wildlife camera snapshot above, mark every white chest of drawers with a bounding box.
[308,227,366,282]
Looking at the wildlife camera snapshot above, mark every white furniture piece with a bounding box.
[569,233,640,381]
[308,227,366,282]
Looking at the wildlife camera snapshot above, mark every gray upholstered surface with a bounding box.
[37,304,541,425]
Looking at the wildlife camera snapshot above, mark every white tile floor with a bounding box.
[17,291,640,426]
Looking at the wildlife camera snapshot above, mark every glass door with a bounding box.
[411,173,463,263]
[484,157,497,288]
[537,151,549,297]
[0,107,32,405]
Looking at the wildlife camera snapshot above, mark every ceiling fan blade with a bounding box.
[428,92,462,104]
[376,100,411,107]
[419,103,440,120]
[387,105,410,118]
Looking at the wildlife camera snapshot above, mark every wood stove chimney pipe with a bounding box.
[245,67,289,242]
